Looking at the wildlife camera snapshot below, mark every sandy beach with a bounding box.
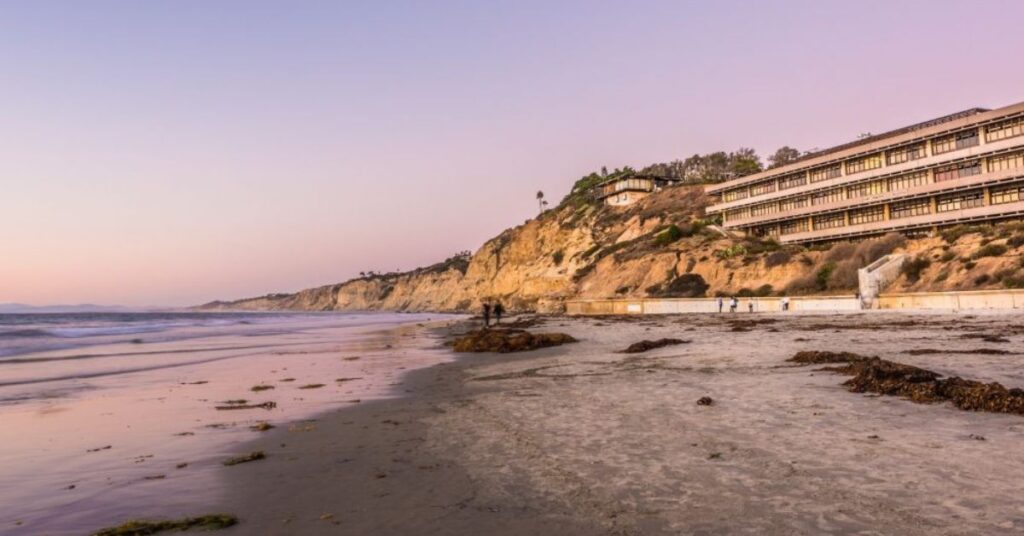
[214,311,1024,535]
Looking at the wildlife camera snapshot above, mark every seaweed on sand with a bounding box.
[788,351,1024,415]
[214,401,276,411]
[92,514,237,535]
[619,338,689,353]
[451,328,577,353]
[222,451,265,466]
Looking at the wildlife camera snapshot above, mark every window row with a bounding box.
[849,205,885,225]
[812,212,845,230]
[886,143,927,166]
[988,151,1024,173]
[723,189,748,202]
[778,173,807,190]
[933,160,981,182]
[936,190,984,212]
[932,129,979,155]
[890,198,931,219]
[991,183,1024,205]
[846,154,882,175]
[986,116,1024,143]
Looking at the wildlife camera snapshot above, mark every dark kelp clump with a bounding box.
[92,514,238,535]
[620,338,689,353]
[451,329,577,353]
[222,451,265,466]
[788,351,1024,415]
[214,401,276,411]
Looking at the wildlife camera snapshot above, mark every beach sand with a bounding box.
[217,311,1024,535]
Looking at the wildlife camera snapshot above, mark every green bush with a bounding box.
[764,250,792,268]
[939,251,957,262]
[941,224,991,244]
[736,284,774,297]
[655,225,684,246]
[648,274,709,298]
[901,256,931,283]
[815,262,836,291]
[1008,234,1024,249]
[552,250,564,266]
[972,243,1008,259]
[974,274,991,285]
[714,244,747,259]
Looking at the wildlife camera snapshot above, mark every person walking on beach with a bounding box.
[717,297,723,313]
[729,297,738,313]
[482,302,492,328]
[782,296,790,312]
[493,302,505,325]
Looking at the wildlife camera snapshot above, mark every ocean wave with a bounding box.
[0,329,51,339]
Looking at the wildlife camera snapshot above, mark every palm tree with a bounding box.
[536,191,545,215]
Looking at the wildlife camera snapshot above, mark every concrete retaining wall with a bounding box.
[878,289,1024,310]
[565,295,860,315]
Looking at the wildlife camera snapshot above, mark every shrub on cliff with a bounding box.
[647,274,709,298]
[655,225,683,246]
[901,256,931,283]
[972,243,1008,259]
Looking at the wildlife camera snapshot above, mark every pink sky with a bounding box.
[2,1,1023,307]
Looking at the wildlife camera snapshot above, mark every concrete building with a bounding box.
[595,175,680,206]
[705,101,1024,243]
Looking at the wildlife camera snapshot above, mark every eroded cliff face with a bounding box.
[200,186,1024,313]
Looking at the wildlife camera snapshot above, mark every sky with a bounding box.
[2,0,1023,307]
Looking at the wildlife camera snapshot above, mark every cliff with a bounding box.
[200,185,1024,313]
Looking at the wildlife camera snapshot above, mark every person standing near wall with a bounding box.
[730,297,738,313]
[748,300,754,313]
[717,297,724,313]
[482,302,492,328]
[493,302,505,325]
[782,296,790,312]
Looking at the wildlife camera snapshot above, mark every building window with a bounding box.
[809,164,842,183]
[890,198,931,219]
[750,202,778,217]
[937,190,984,212]
[778,173,808,190]
[932,129,979,155]
[725,207,749,220]
[990,183,1023,205]
[986,116,1024,143]
[933,160,981,182]
[812,212,845,230]
[988,151,1024,173]
[886,143,927,166]
[888,170,929,192]
[749,181,776,196]
[723,189,748,202]
[847,179,887,199]
[779,196,808,211]
[849,205,885,225]
[779,218,810,235]
[774,174,806,190]
[845,154,883,175]
[751,225,779,237]
[811,188,844,206]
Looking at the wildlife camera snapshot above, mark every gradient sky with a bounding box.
[2,1,1023,307]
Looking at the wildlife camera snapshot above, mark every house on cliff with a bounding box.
[593,174,680,206]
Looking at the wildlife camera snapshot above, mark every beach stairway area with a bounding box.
[858,253,907,309]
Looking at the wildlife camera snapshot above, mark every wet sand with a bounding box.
[218,311,1024,535]
[0,313,457,536]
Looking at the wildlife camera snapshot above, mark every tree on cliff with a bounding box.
[536,191,546,214]
[767,146,802,168]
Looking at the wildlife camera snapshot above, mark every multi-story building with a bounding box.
[705,101,1024,244]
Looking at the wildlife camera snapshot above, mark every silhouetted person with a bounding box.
[716,297,723,313]
[493,302,505,325]
[748,300,754,313]
[482,302,492,328]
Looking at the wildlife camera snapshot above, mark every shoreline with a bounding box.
[214,311,1024,535]
[213,319,605,534]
